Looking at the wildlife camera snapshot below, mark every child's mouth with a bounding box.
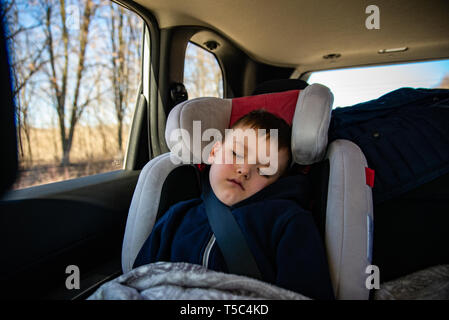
[227,179,244,190]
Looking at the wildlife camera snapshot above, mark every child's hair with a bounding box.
[230,109,292,168]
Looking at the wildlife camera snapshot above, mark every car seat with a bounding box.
[121,83,374,300]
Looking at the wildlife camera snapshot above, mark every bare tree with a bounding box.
[17,80,39,165]
[184,42,223,99]
[107,2,141,152]
[2,0,48,166]
[5,0,141,182]
[44,0,98,165]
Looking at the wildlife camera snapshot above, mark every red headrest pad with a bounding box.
[229,89,300,127]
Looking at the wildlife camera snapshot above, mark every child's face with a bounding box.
[207,125,290,206]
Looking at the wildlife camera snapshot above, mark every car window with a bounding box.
[308,59,449,109]
[4,0,143,189]
[184,41,223,99]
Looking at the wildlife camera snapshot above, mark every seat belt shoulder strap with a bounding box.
[202,173,262,280]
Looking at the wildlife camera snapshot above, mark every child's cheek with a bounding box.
[250,177,271,194]
[212,163,235,183]
[220,163,235,175]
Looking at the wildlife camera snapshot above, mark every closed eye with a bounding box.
[233,150,243,159]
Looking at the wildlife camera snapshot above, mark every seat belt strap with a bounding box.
[202,175,262,280]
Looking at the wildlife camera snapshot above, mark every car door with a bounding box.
[0,0,158,299]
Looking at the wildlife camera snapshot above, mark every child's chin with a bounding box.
[219,197,237,207]
[217,192,241,207]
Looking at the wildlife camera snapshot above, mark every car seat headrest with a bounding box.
[165,83,333,165]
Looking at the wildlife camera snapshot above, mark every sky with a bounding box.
[308,59,449,108]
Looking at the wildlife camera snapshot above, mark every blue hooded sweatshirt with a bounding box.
[133,168,335,300]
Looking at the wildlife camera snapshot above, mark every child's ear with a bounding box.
[207,141,222,164]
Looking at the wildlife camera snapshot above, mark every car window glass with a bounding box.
[4,0,143,189]
[308,59,449,109]
[184,41,223,99]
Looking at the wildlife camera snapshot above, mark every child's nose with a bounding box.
[237,164,251,179]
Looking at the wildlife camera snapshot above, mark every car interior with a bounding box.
[1,0,448,300]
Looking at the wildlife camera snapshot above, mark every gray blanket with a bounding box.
[88,262,449,300]
[88,262,310,300]
[374,264,449,300]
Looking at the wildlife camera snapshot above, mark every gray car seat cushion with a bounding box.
[292,83,333,164]
[165,97,232,164]
[325,139,374,300]
[122,153,185,273]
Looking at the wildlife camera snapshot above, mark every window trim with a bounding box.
[113,0,162,168]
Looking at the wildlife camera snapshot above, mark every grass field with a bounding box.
[14,124,130,189]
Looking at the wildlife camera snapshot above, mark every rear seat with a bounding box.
[122,81,374,299]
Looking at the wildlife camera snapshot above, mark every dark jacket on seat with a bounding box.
[329,87,449,204]
[133,171,335,300]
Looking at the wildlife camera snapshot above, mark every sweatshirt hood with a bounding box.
[201,165,312,210]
